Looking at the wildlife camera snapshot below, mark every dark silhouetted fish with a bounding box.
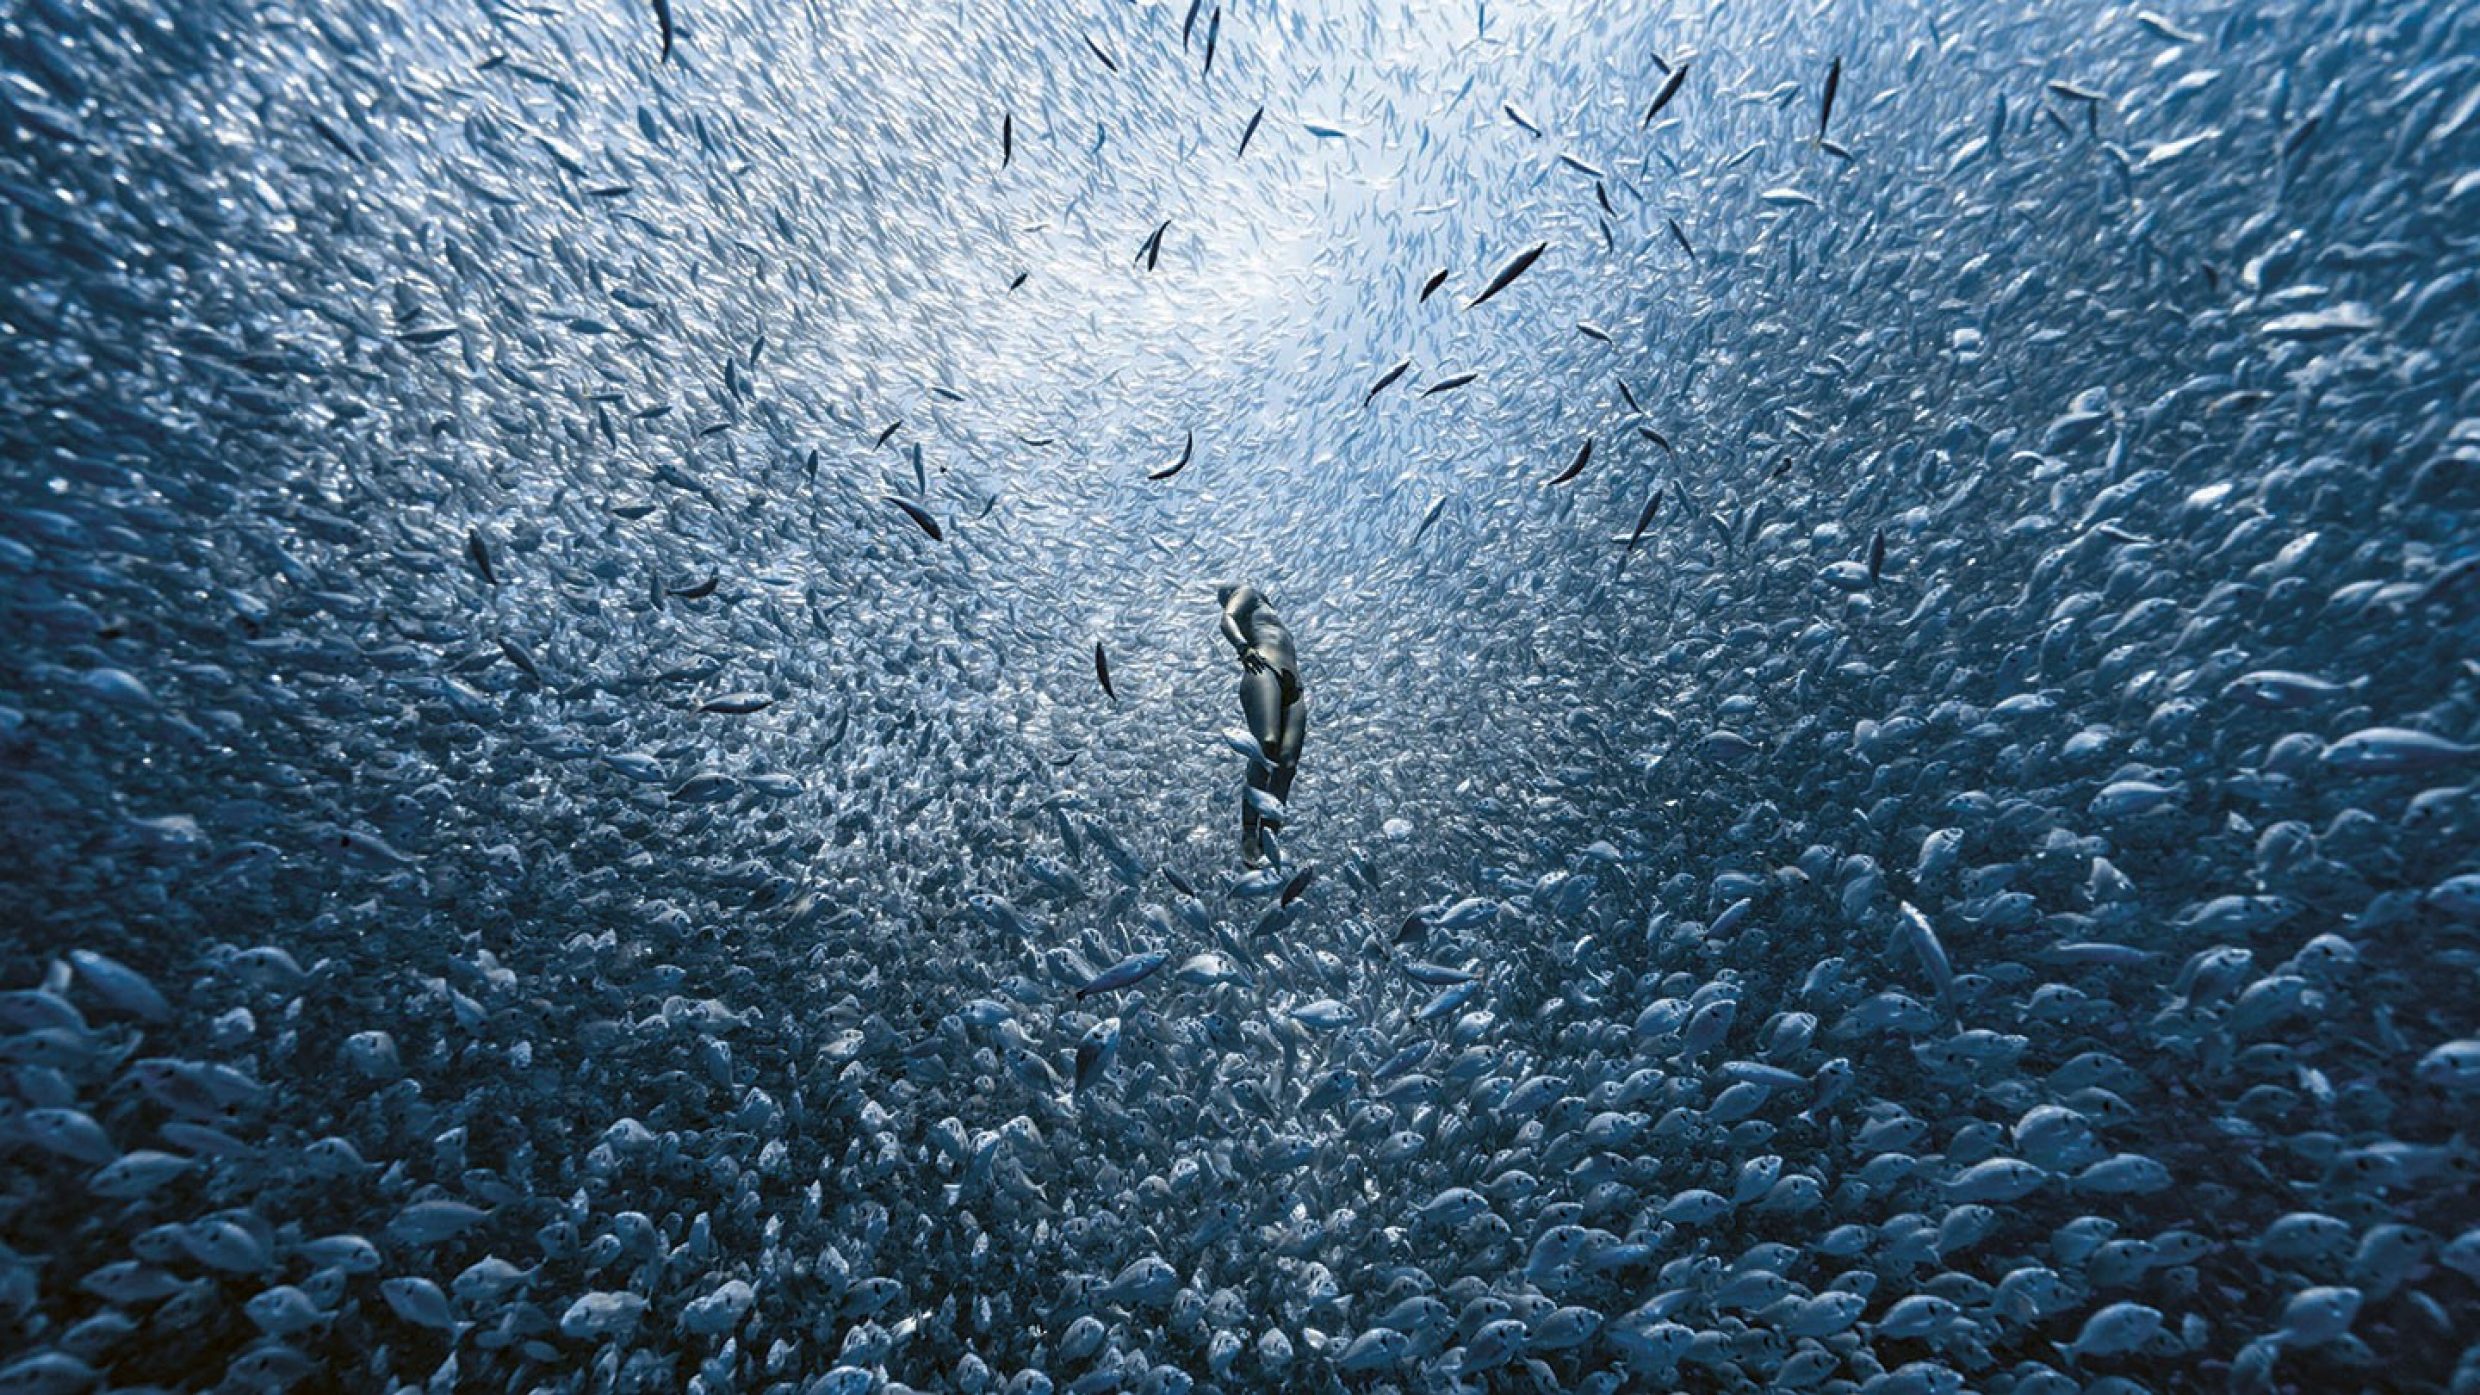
[1149,430,1194,480]
[1366,358,1412,406]
[1546,438,1593,485]
[886,497,943,541]
[1466,240,1547,308]
[1642,62,1688,127]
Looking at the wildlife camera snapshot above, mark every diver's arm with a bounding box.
[1220,591,1254,655]
[1222,588,1272,670]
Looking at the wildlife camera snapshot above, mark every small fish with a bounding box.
[466,530,497,586]
[496,638,542,684]
[1818,56,1842,143]
[1137,219,1170,270]
[1201,6,1220,76]
[1291,998,1355,1030]
[1000,112,1012,169]
[1893,901,1955,1012]
[1868,529,1886,581]
[1556,152,1604,179]
[670,770,736,804]
[24,1107,118,1165]
[1422,371,1479,396]
[1622,488,1663,557]
[1419,267,1449,302]
[1366,358,1413,406]
[1175,952,1249,988]
[1302,121,1350,140]
[1149,430,1194,480]
[2322,727,2480,775]
[874,419,902,449]
[1503,102,1542,136]
[1280,864,1316,906]
[1183,0,1203,45]
[1093,642,1116,701]
[1237,106,1265,158]
[1074,1017,1121,1094]
[1642,62,1689,127]
[2135,9,2203,42]
[1615,378,1643,413]
[667,574,718,599]
[1078,949,1168,999]
[1637,425,1672,452]
[1411,495,1447,546]
[1547,438,1594,486]
[650,0,673,61]
[1466,240,1547,308]
[697,692,774,715]
[382,1277,460,1333]
[1083,35,1119,72]
[1666,216,1695,259]
[886,497,943,541]
[1577,321,1612,344]
[68,950,170,1022]
[2222,670,2359,709]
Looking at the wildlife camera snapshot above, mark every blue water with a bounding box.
[3,0,2478,1391]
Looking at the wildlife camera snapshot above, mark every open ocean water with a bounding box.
[2,0,2477,1391]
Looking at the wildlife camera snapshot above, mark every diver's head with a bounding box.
[1216,582,1239,607]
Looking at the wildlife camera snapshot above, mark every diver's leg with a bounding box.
[1269,695,1309,848]
[1241,766,1269,866]
[1239,670,1285,754]
[1266,697,1307,809]
[1239,670,1284,866]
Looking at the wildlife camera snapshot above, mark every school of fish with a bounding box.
[2,0,2477,1391]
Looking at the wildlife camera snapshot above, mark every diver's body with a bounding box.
[1219,584,1305,867]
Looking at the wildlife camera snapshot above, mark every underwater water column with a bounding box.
[2,0,2478,1391]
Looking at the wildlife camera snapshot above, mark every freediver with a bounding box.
[1219,582,1306,868]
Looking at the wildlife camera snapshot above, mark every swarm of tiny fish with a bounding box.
[2,0,2477,1391]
